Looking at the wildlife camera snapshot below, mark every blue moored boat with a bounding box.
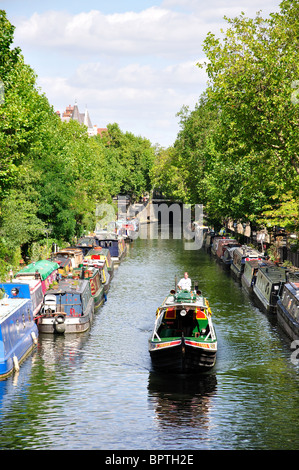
[0,279,44,318]
[37,279,94,334]
[0,297,38,379]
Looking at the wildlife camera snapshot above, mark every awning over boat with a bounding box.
[16,260,59,280]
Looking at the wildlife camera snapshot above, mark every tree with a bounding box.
[198,0,299,228]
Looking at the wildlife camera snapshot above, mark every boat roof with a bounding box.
[258,266,287,282]
[45,279,89,295]
[244,259,273,268]
[16,260,59,280]
[71,266,99,277]
[217,238,237,245]
[283,282,299,300]
[85,248,110,257]
[161,291,208,309]
[0,298,31,320]
[51,256,72,268]
[56,248,82,255]
[235,246,262,258]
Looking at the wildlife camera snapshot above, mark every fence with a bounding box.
[279,247,299,268]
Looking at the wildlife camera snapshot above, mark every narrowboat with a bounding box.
[241,259,273,294]
[252,265,287,314]
[0,279,43,317]
[83,257,111,293]
[215,239,240,260]
[222,246,239,267]
[16,260,59,294]
[95,233,126,265]
[277,276,299,341]
[210,237,223,256]
[0,297,38,379]
[69,266,105,309]
[70,236,100,257]
[54,248,83,268]
[149,289,217,373]
[50,255,72,276]
[84,247,114,279]
[36,279,94,334]
[203,231,216,252]
[230,246,264,280]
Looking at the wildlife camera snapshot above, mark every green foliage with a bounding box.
[151,0,299,231]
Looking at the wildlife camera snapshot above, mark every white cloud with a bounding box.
[14,7,214,59]
[39,59,206,146]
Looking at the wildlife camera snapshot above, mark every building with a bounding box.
[56,102,107,137]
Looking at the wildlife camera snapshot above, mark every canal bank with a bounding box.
[0,236,298,450]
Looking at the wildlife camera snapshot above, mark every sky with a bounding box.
[1,0,281,147]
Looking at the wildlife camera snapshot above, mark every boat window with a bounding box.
[165,308,176,319]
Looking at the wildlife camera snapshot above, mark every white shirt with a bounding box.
[178,277,191,291]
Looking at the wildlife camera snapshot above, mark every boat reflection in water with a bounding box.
[147,372,217,430]
[37,330,90,374]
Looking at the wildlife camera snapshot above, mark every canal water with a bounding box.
[0,235,298,450]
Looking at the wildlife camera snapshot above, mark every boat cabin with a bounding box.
[41,279,92,317]
[96,234,126,263]
[153,290,215,342]
[0,297,38,378]
[231,246,263,279]
[16,260,59,294]
[50,255,72,275]
[222,246,239,266]
[0,279,43,317]
[54,248,83,268]
[85,247,114,271]
[241,259,274,293]
[70,237,100,256]
[253,265,287,313]
[215,239,240,259]
[203,231,216,251]
[70,266,104,308]
[277,279,299,340]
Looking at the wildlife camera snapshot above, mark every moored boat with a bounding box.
[210,236,223,256]
[69,266,105,309]
[252,265,287,314]
[241,259,274,294]
[0,297,38,379]
[215,238,240,260]
[36,279,94,334]
[82,255,111,294]
[277,278,299,341]
[95,233,126,265]
[0,279,43,317]
[16,260,59,294]
[149,288,217,373]
[70,236,100,257]
[222,246,239,267]
[50,254,72,276]
[54,248,83,269]
[230,246,264,280]
[84,247,114,279]
[203,231,216,252]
